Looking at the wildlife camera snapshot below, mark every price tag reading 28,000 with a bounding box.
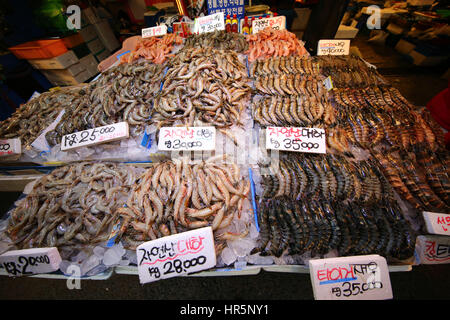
[137,227,216,284]
[266,127,326,154]
[158,126,216,151]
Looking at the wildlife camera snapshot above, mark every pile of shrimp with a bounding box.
[117,158,252,254]
[246,27,308,62]
[120,33,183,64]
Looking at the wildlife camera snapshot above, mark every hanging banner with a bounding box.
[207,0,245,20]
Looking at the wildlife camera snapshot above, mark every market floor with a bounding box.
[0,34,449,301]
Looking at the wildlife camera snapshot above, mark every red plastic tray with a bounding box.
[9,39,68,60]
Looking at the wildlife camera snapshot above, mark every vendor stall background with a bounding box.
[0,0,449,300]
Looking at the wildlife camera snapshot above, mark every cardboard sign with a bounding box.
[137,227,216,284]
[0,138,21,157]
[416,235,450,264]
[252,16,286,34]
[194,12,225,34]
[61,122,129,151]
[142,24,167,38]
[266,127,326,154]
[423,211,450,236]
[158,126,216,151]
[309,255,393,300]
[317,39,351,55]
[0,247,62,277]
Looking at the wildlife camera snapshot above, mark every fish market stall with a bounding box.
[0,1,448,301]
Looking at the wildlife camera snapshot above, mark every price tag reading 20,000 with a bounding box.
[137,227,216,284]
[266,126,326,154]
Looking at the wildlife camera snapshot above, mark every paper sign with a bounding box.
[423,211,450,236]
[61,122,129,151]
[194,12,225,34]
[266,127,326,154]
[158,126,216,151]
[142,24,167,38]
[0,138,21,157]
[252,16,286,34]
[317,39,351,55]
[416,235,450,264]
[0,247,62,277]
[137,227,216,284]
[309,255,393,300]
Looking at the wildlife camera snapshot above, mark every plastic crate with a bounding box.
[8,39,68,60]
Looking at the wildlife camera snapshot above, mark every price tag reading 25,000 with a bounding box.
[158,126,216,151]
[266,127,326,154]
[137,227,216,284]
[61,122,129,151]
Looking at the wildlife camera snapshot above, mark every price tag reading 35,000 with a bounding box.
[266,126,326,154]
[309,255,393,300]
[137,227,216,284]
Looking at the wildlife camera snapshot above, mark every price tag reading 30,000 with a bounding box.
[158,126,216,151]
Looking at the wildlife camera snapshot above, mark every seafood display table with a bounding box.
[113,264,412,277]
[0,266,114,280]
[0,174,44,192]
[114,265,262,277]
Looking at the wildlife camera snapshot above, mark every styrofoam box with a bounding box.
[395,39,416,55]
[95,49,112,63]
[335,25,359,39]
[409,50,448,66]
[27,50,78,70]
[64,61,86,76]
[82,7,102,25]
[79,24,97,42]
[86,38,105,55]
[93,19,120,52]
[80,54,99,77]
[386,23,405,35]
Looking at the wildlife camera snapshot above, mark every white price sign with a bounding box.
[416,235,450,264]
[266,127,326,154]
[158,126,216,151]
[423,211,450,236]
[194,12,225,34]
[252,16,286,34]
[0,138,21,157]
[61,122,129,151]
[142,24,167,38]
[317,39,351,55]
[309,255,393,300]
[137,227,216,284]
[0,247,62,277]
